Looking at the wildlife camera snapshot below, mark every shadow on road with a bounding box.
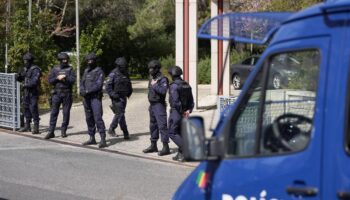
[107,131,149,146]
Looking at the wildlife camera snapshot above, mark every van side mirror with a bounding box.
[181,116,206,161]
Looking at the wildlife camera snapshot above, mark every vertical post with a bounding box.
[28,0,32,27]
[75,0,80,94]
[210,1,218,95]
[12,74,15,131]
[217,0,223,95]
[183,0,189,82]
[189,0,198,109]
[250,32,253,53]
[5,0,11,73]
[175,0,184,70]
[222,1,230,96]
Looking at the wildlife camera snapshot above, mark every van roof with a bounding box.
[285,1,350,24]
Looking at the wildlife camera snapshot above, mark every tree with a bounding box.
[127,0,175,76]
[7,1,58,73]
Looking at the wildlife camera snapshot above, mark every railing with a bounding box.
[0,73,21,131]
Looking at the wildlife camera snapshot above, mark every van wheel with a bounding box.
[272,74,281,89]
[232,74,241,90]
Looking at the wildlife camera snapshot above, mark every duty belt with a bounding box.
[55,88,72,94]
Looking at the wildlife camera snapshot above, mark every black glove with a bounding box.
[111,92,119,99]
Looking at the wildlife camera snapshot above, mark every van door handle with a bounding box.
[286,186,318,197]
[337,191,350,199]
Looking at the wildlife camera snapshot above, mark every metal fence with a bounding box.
[217,96,238,116]
[0,73,20,130]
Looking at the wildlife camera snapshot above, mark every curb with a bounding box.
[0,128,198,168]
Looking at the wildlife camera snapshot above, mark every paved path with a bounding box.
[11,80,238,166]
[0,132,192,200]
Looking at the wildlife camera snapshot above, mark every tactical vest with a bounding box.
[24,65,41,92]
[174,79,193,112]
[148,75,167,104]
[54,66,73,92]
[113,70,132,98]
[83,67,102,95]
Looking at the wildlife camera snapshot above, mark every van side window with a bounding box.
[228,50,320,157]
[227,70,263,156]
[261,50,320,155]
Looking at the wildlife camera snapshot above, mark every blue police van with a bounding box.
[173,1,350,199]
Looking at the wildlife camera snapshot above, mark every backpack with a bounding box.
[176,80,193,112]
[114,74,133,98]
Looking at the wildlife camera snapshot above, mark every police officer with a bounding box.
[16,52,41,134]
[168,66,194,161]
[143,60,170,156]
[80,53,107,148]
[106,57,132,139]
[45,52,76,139]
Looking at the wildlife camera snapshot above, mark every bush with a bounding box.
[230,49,250,65]
[160,55,175,79]
[198,56,211,84]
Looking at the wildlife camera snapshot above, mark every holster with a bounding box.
[109,101,119,114]
[49,90,56,108]
[83,98,92,113]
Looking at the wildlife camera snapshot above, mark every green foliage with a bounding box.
[8,4,58,73]
[198,56,211,84]
[127,0,175,77]
[285,51,320,91]
[160,54,175,79]
[78,21,108,71]
[230,48,250,65]
[266,0,323,11]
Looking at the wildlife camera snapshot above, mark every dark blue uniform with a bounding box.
[80,66,106,137]
[106,69,131,136]
[48,65,76,133]
[17,65,41,125]
[168,78,194,150]
[148,74,169,143]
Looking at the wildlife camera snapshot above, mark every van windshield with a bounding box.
[227,50,320,156]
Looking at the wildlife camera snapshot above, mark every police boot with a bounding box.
[98,135,107,148]
[18,122,31,132]
[44,131,55,140]
[108,128,117,137]
[142,141,158,153]
[177,152,185,162]
[172,152,180,161]
[123,132,130,140]
[82,135,97,145]
[158,142,170,156]
[32,123,40,135]
[61,129,67,138]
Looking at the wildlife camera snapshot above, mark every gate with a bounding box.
[0,73,21,130]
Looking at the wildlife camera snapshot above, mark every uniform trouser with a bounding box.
[110,97,128,133]
[168,109,183,149]
[83,96,106,137]
[149,103,169,143]
[49,92,72,132]
[23,93,40,124]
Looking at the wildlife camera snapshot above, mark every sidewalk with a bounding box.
[9,80,238,167]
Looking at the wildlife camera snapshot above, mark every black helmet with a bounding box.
[168,66,183,77]
[57,52,69,60]
[85,53,97,61]
[23,52,34,61]
[115,57,127,67]
[148,60,161,69]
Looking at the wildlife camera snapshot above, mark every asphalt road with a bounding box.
[0,132,193,200]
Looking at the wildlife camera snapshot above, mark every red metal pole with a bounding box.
[183,0,189,82]
[217,0,223,95]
